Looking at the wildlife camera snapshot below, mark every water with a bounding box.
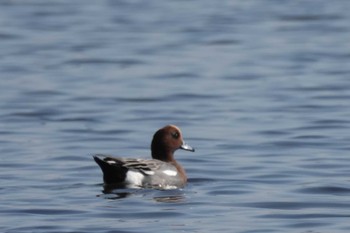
[1,0,350,232]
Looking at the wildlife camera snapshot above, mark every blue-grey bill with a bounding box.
[180,142,195,152]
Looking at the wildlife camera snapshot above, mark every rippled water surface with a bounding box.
[1,0,350,232]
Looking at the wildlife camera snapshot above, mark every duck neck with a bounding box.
[151,147,174,162]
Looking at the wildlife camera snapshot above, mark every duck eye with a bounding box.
[171,131,179,139]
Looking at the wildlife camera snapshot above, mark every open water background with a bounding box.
[1,0,350,232]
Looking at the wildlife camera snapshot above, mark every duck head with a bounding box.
[151,125,195,161]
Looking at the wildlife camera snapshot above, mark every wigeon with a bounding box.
[93,125,195,189]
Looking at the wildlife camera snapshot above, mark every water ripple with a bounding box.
[242,201,350,210]
[64,58,145,67]
[296,186,350,196]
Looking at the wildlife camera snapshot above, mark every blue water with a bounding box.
[1,0,350,232]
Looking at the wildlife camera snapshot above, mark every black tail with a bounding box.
[93,155,128,184]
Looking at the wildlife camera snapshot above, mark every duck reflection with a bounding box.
[99,183,186,203]
[153,194,185,203]
[99,184,134,200]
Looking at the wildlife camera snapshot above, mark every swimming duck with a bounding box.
[93,125,195,189]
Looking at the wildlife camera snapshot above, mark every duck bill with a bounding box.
[180,142,195,152]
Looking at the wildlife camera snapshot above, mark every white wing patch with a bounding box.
[125,171,144,186]
[143,170,155,176]
[163,170,177,176]
[106,160,116,164]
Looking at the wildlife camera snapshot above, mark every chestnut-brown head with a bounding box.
[151,125,195,161]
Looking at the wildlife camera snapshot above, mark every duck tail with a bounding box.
[93,155,127,184]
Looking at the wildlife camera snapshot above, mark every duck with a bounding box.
[93,125,195,189]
